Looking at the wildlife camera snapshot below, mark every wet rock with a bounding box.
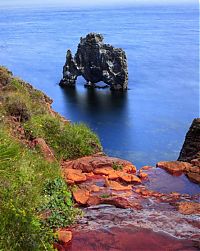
[57,229,72,244]
[64,227,198,251]
[156,161,192,174]
[60,33,128,91]
[177,202,200,215]
[108,180,132,191]
[103,196,141,209]
[118,172,142,183]
[73,205,200,244]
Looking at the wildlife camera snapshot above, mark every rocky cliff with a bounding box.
[178,118,200,162]
[60,33,128,90]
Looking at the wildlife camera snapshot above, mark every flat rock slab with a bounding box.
[62,153,136,173]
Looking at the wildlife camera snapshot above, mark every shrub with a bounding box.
[24,115,102,160]
[39,178,82,229]
[5,97,31,122]
[112,162,123,171]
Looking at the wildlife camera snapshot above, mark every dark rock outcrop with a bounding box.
[60,33,128,90]
[178,118,200,183]
[155,119,200,184]
[178,118,200,162]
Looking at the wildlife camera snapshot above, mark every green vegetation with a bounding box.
[0,66,102,250]
[100,193,111,199]
[112,162,123,171]
[39,178,82,229]
[24,115,101,160]
[0,128,61,250]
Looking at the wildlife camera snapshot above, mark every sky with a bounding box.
[0,0,197,7]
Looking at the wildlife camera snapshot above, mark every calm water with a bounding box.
[0,4,199,168]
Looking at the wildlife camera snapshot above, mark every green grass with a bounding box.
[24,115,102,160]
[0,66,102,250]
[0,127,82,251]
[100,193,111,199]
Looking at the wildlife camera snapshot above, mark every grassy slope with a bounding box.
[0,66,102,250]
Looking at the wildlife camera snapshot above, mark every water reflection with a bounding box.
[60,84,128,118]
[59,83,137,163]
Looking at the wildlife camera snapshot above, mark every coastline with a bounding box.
[0,66,199,250]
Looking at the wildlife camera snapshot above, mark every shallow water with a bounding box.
[0,4,198,167]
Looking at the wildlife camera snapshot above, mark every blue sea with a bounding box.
[0,4,199,168]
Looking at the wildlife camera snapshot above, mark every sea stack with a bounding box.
[60,33,128,91]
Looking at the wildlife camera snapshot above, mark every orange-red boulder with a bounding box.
[108,181,132,191]
[57,229,72,244]
[156,161,192,174]
[63,168,86,183]
[118,172,142,183]
[73,189,90,205]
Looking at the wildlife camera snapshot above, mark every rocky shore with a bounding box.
[0,66,199,250]
[55,119,200,251]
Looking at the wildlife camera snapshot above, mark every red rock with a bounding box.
[117,172,132,182]
[141,166,152,171]
[103,196,141,209]
[90,184,101,192]
[118,172,142,183]
[87,195,101,206]
[135,188,142,194]
[138,172,148,179]
[177,202,200,215]
[57,229,72,244]
[64,227,198,251]
[94,167,116,176]
[63,168,86,183]
[156,161,192,174]
[34,138,56,162]
[123,164,137,173]
[104,177,110,187]
[108,172,120,180]
[73,189,90,205]
[61,153,135,173]
[108,181,132,191]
